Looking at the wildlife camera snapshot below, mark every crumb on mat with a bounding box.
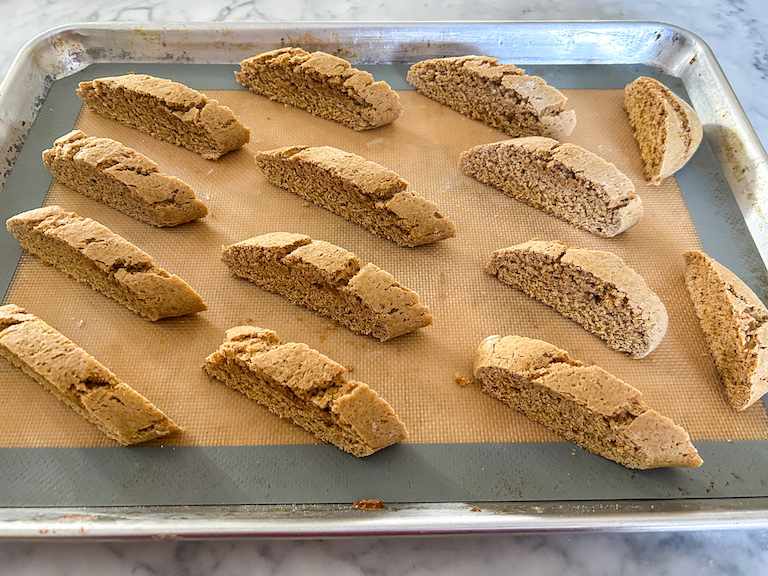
[455,372,470,387]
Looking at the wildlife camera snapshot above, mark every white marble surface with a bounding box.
[2,0,768,574]
[2,530,768,574]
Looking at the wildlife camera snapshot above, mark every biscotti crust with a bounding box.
[235,47,403,131]
[624,77,703,185]
[203,326,408,456]
[459,137,642,237]
[0,304,181,445]
[254,146,456,247]
[407,56,576,139]
[486,240,668,357]
[474,334,702,469]
[43,130,208,227]
[77,74,250,160]
[684,250,768,410]
[221,232,433,341]
[6,205,207,321]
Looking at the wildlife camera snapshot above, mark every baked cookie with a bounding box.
[485,240,668,357]
[459,137,642,237]
[77,73,250,159]
[203,326,408,456]
[254,146,456,247]
[684,250,768,410]
[43,130,208,227]
[0,304,181,445]
[407,56,576,139]
[474,334,702,469]
[624,76,703,185]
[221,232,433,341]
[236,47,402,130]
[7,206,206,321]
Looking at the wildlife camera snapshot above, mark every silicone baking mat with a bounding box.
[1,63,768,505]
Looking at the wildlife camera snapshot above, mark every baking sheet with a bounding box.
[2,61,768,506]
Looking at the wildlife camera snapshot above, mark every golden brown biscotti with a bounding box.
[473,335,702,469]
[43,130,208,227]
[486,240,668,357]
[203,326,408,456]
[254,146,456,247]
[6,206,207,321]
[407,56,576,139]
[0,304,181,445]
[459,137,642,237]
[624,77,703,185]
[684,250,768,410]
[221,232,433,341]
[235,47,402,130]
[76,74,250,160]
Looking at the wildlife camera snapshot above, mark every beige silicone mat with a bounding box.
[2,87,767,448]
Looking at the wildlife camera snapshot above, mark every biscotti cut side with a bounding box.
[254,146,456,247]
[43,130,208,227]
[0,305,181,445]
[486,240,668,357]
[221,232,433,341]
[407,56,576,139]
[684,251,768,410]
[459,137,642,237]
[474,335,702,469]
[203,326,408,456]
[77,74,250,160]
[6,206,207,321]
[624,77,703,185]
[235,47,402,130]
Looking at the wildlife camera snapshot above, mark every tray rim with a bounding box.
[2,19,768,538]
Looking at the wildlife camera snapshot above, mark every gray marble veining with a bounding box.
[1,0,768,574]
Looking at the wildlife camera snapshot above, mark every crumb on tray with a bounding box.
[354,498,385,510]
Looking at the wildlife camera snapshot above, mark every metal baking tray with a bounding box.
[2,21,768,538]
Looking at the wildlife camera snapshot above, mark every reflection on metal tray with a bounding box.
[1,22,768,537]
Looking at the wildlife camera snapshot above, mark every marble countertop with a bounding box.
[2,0,768,574]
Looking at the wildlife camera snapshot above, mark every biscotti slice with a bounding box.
[221,232,433,341]
[684,251,768,410]
[235,47,402,130]
[77,74,250,160]
[486,240,668,357]
[0,305,181,445]
[459,138,642,237]
[407,56,576,139]
[474,335,702,469]
[254,146,456,247]
[7,206,206,321]
[624,77,703,185]
[203,326,408,456]
[43,130,208,227]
